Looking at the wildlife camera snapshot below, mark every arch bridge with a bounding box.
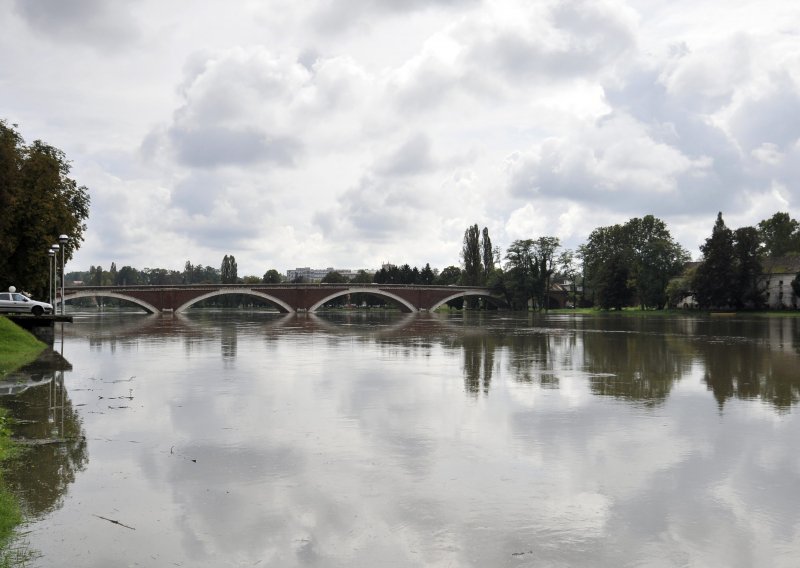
[58,284,506,314]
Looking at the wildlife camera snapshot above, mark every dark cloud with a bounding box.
[12,0,140,49]
[729,83,800,152]
[310,0,480,34]
[466,0,635,80]
[375,133,436,176]
[313,176,425,241]
[169,125,302,168]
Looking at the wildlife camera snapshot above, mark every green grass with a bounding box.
[0,317,46,376]
[0,318,41,564]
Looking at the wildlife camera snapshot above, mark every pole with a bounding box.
[48,251,53,306]
[51,244,59,313]
[59,235,68,315]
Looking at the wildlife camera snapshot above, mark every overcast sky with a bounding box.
[2,0,799,276]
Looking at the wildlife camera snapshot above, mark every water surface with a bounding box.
[3,311,800,567]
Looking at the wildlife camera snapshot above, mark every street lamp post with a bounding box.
[58,235,68,315]
[51,244,60,314]
[48,249,55,306]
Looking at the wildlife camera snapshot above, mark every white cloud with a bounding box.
[1,0,799,275]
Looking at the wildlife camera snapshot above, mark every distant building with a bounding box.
[286,267,374,283]
[762,256,800,309]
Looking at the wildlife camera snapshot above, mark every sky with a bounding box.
[2,0,799,277]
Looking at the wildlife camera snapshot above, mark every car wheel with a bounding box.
[32,306,43,317]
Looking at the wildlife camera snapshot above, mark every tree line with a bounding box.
[0,120,90,298]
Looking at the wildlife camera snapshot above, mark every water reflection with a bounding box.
[15,311,800,567]
[0,351,87,519]
[60,311,800,411]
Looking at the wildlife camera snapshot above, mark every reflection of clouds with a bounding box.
[23,312,800,567]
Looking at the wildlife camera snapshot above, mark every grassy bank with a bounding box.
[0,317,46,376]
[0,409,21,556]
[0,317,43,564]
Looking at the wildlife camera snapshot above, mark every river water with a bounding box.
[2,311,800,567]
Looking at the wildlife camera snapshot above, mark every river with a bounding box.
[2,311,800,567]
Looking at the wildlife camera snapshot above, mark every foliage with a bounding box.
[793,274,800,302]
[321,270,347,283]
[693,213,735,309]
[757,212,800,257]
[0,120,90,298]
[461,224,482,287]
[582,215,688,309]
[436,266,461,285]
[262,269,284,283]
[693,214,765,309]
[732,226,765,308]
[350,270,374,284]
[220,255,238,284]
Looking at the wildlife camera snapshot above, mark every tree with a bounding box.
[221,255,238,284]
[580,224,631,308]
[582,215,687,309]
[792,274,800,307]
[461,224,482,286]
[732,226,764,308]
[0,120,90,297]
[419,263,435,285]
[481,227,494,282]
[321,270,347,283]
[693,213,736,309]
[557,249,579,308]
[504,239,537,310]
[116,265,141,286]
[350,270,374,284]
[535,236,560,310]
[757,212,800,257]
[436,266,462,285]
[262,269,284,283]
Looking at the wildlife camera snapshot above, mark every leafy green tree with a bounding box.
[221,255,238,284]
[792,274,800,307]
[481,227,494,282]
[581,224,631,307]
[504,239,537,310]
[757,212,800,257]
[535,236,560,310]
[693,213,736,309]
[596,256,631,310]
[461,224,482,286]
[419,263,435,285]
[262,269,284,283]
[241,275,261,284]
[557,249,579,308]
[350,270,374,284]
[582,216,686,309]
[732,226,764,308]
[321,270,347,283]
[115,265,141,286]
[0,120,90,297]
[436,266,462,285]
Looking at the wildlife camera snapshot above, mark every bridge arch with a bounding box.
[175,289,294,314]
[429,290,506,312]
[308,287,417,313]
[59,290,160,314]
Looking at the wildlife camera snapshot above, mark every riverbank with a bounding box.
[0,317,46,376]
[0,317,45,565]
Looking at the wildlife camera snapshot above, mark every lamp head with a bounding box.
[59,234,69,245]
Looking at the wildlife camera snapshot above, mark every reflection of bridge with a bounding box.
[58,284,505,313]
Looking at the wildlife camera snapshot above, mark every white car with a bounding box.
[0,292,53,316]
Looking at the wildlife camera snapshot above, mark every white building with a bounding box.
[285,267,374,283]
